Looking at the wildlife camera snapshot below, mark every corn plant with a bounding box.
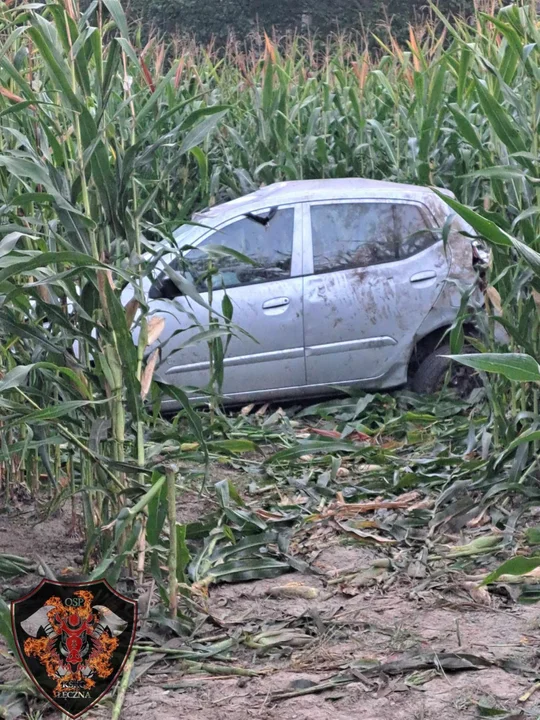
[0,0,228,592]
[1,0,540,597]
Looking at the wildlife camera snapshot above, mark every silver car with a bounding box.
[140,179,484,407]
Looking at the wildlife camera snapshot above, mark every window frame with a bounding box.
[150,202,303,298]
[303,198,441,277]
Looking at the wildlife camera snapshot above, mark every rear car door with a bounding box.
[302,199,450,387]
[150,205,305,397]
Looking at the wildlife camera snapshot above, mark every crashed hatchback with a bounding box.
[134,179,487,407]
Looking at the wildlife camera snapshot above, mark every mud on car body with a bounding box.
[122,178,491,406]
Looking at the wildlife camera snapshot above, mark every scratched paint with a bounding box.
[133,180,481,405]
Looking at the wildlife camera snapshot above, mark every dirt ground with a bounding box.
[2,498,540,720]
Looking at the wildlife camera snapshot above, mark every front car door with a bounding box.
[150,204,305,398]
[302,199,450,389]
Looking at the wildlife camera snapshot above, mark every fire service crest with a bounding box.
[11,579,137,718]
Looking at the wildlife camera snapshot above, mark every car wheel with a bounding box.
[411,344,480,397]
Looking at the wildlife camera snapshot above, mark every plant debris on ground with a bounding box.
[3,389,540,719]
[1,0,540,718]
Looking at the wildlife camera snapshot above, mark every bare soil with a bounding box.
[2,501,540,720]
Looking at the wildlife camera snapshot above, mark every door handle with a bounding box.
[263,297,290,309]
[410,271,436,283]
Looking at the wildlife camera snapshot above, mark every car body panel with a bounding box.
[153,203,306,395]
[302,197,451,387]
[156,277,306,394]
[129,179,483,408]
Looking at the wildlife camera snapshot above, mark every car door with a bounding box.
[302,199,450,387]
[150,204,305,397]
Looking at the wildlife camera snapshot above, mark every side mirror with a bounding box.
[149,277,183,300]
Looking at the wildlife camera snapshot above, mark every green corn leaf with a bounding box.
[448,104,489,158]
[175,523,190,583]
[179,110,228,155]
[212,531,278,563]
[156,382,208,457]
[431,191,512,247]
[0,598,18,656]
[101,0,139,64]
[266,439,368,464]
[262,53,274,117]
[445,353,540,382]
[28,17,82,110]
[205,557,290,584]
[462,166,534,181]
[146,471,168,546]
[481,556,540,586]
[474,79,527,154]
[103,281,141,421]
[0,364,35,392]
[208,439,257,454]
[4,400,96,427]
[495,429,540,468]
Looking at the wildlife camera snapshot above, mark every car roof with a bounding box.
[193,179,455,223]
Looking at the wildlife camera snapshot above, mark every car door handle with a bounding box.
[410,271,437,283]
[262,297,290,309]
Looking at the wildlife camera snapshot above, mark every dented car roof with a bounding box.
[193,179,456,224]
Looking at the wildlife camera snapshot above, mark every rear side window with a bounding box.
[395,204,438,259]
[311,203,397,273]
[310,202,438,274]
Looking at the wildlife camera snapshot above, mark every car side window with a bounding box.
[311,203,398,274]
[187,208,294,291]
[394,204,437,259]
[150,208,294,298]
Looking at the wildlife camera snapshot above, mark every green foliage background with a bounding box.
[0,0,540,620]
[126,0,476,44]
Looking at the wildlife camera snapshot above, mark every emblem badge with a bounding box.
[11,579,137,718]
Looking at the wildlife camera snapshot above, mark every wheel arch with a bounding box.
[408,321,476,377]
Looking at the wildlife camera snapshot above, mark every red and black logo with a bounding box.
[11,579,137,718]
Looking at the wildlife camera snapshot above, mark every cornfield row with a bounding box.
[0,0,539,592]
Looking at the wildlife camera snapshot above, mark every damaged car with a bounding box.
[133,178,489,406]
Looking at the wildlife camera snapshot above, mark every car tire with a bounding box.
[411,344,478,396]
